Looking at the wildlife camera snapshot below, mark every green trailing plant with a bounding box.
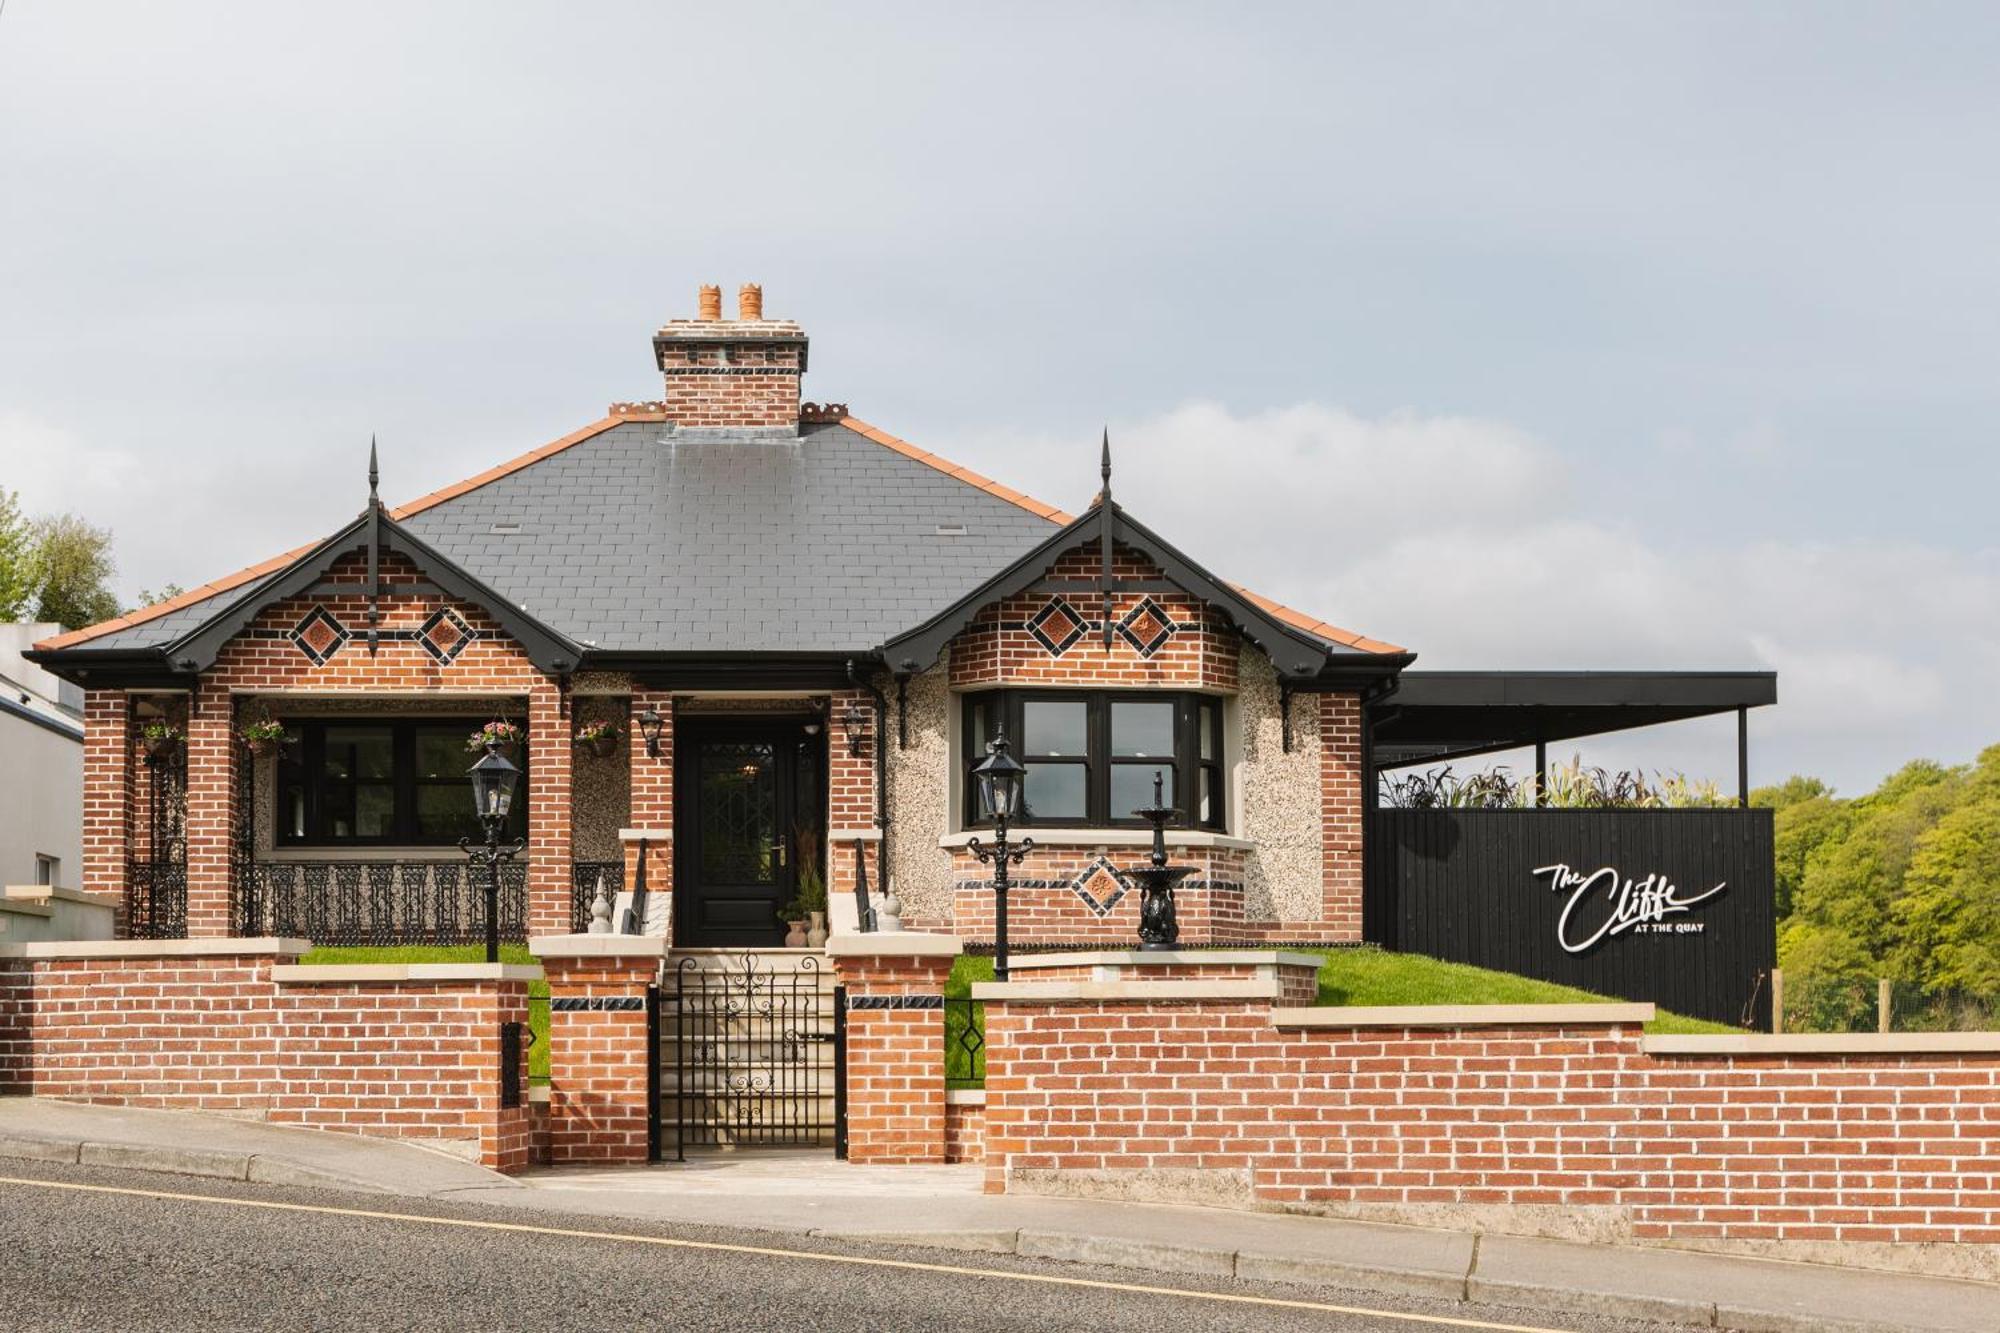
[238,714,293,750]
[573,719,619,744]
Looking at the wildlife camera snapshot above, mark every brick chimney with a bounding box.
[652,283,808,431]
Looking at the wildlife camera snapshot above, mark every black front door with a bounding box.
[676,720,822,947]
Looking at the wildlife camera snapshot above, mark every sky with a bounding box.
[2,2,1997,796]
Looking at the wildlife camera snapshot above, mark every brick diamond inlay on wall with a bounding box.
[1026,597,1087,657]
[417,607,475,665]
[1069,855,1133,916]
[288,605,351,666]
[1116,596,1176,658]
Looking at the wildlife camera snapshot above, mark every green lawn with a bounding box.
[945,949,1738,1035]
[295,944,550,1081]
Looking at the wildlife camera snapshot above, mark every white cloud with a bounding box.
[945,401,2000,793]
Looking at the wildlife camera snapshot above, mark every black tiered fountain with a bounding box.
[1129,770,1195,951]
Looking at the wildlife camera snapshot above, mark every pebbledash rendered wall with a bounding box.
[0,939,535,1171]
[973,954,2000,1280]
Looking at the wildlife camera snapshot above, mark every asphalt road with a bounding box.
[0,1158,1691,1333]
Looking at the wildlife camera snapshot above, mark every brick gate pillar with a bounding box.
[529,935,668,1163]
[828,932,961,1165]
[624,690,673,935]
[181,678,238,937]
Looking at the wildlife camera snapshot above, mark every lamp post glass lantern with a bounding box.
[462,743,525,963]
[968,731,1033,980]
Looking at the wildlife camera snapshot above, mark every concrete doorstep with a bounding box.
[1,1100,1994,1333]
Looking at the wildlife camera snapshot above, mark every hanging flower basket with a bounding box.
[573,720,620,759]
[239,715,293,759]
[137,722,183,761]
[467,720,523,758]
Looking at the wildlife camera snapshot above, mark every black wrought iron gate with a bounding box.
[661,954,842,1159]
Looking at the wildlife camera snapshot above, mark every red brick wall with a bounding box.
[831,951,954,1164]
[948,544,1238,691]
[81,691,131,901]
[1318,692,1364,939]
[0,951,532,1171]
[945,1098,985,1164]
[540,953,657,1164]
[624,692,673,928]
[982,998,2000,1247]
[949,847,1251,946]
[828,686,883,897]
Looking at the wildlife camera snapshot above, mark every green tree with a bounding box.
[29,512,119,630]
[1890,746,2000,992]
[1753,776,1848,921]
[0,488,35,620]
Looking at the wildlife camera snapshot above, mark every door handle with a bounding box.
[770,842,788,867]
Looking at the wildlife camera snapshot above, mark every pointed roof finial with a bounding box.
[367,435,380,506]
[1099,426,1112,504]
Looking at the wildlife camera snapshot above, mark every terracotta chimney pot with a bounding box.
[738,283,764,320]
[697,285,722,321]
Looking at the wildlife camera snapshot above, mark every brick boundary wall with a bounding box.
[828,933,959,1165]
[530,937,667,1165]
[0,940,535,1171]
[945,1092,985,1165]
[976,955,2000,1278]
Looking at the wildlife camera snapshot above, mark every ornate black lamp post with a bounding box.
[463,743,524,963]
[968,731,1033,981]
[1130,770,1194,951]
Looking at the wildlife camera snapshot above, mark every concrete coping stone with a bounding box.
[1645,1031,2000,1056]
[529,933,673,959]
[271,963,543,984]
[1008,950,1323,972]
[527,1085,552,1105]
[973,978,1281,1003]
[1272,1002,1657,1028]
[944,1088,987,1107]
[825,931,963,958]
[618,827,673,842]
[829,827,882,842]
[4,884,119,907]
[0,936,312,961]
[937,828,1257,852]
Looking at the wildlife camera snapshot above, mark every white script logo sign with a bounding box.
[1534,863,1728,955]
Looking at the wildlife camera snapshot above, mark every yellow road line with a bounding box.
[0,1173,1573,1332]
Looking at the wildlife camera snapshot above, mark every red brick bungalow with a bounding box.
[26,285,1767,960]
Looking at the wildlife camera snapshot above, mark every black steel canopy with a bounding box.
[1368,670,1777,771]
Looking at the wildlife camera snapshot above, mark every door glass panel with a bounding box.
[1112,764,1176,819]
[699,742,778,883]
[1022,763,1087,819]
[1022,700,1088,756]
[1111,701,1176,758]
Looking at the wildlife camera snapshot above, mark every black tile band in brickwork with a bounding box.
[951,873,1244,920]
[846,994,945,1010]
[551,996,647,1013]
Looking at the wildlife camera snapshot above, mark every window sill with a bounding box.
[937,828,1256,852]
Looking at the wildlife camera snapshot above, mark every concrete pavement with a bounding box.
[1,1097,1994,1333]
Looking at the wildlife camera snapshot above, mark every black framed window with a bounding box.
[962,690,1225,830]
[276,719,529,847]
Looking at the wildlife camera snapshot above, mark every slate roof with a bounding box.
[37,414,1403,667]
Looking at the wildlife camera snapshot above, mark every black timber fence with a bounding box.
[1366,808,1776,1028]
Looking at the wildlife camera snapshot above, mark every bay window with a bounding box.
[962,690,1225,830]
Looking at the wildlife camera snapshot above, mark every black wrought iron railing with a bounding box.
[234,861,528,946]
[944,996,985,1088]
[125,859,187,940]
[569,860,624,933]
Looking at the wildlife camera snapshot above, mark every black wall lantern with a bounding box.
[636,708,665,758]
[840,702,871,758]
[462,743,525,963]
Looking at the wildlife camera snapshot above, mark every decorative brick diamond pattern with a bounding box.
[287,605,351,666]
[1069,855,1133,916]
[417,607,475,665]
[1026,597,1086,657]
[1116,596,1177,658]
